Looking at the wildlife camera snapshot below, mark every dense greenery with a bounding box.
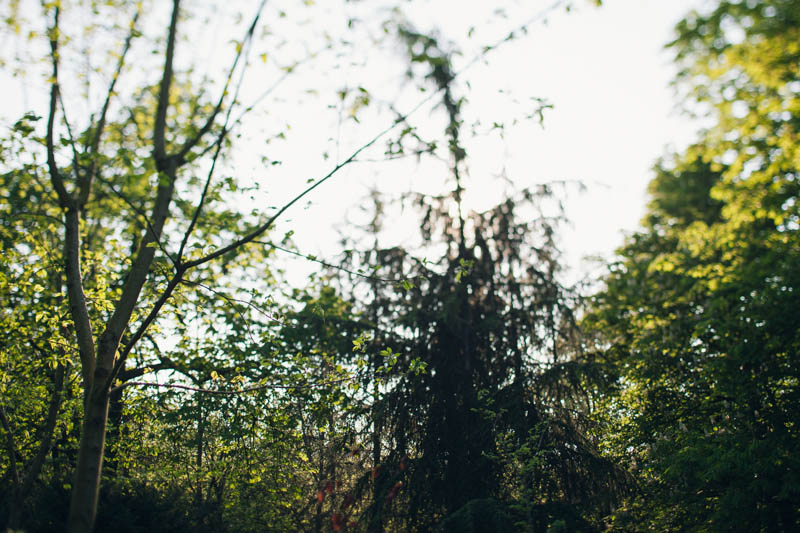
[1,0,798,531]
[585,0,800,530]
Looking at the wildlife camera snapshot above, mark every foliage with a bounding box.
[4,0,750,532]
[586,1,800,530]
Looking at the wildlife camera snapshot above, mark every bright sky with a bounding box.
[1,0,707,286]
[482,0,706,279]
[263,0,707,284]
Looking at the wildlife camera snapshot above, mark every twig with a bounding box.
[113,375,357,395]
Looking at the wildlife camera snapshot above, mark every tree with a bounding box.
[586,1,800,529]
[1,0,345,529]
[326,24,626,531]
[0,177,80,529]
[1,1,608,530]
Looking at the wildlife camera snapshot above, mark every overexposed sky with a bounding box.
[482,0,706,277]
[264,0,708,282]
[1,0,707,285]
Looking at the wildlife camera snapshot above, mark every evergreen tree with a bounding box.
[341,27,625,532]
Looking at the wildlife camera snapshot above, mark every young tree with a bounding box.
[2,0,346,529]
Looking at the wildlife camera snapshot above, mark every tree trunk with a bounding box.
[104,386,125,476]
[66,381,110,533]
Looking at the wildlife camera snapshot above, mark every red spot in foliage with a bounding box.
[325,481,334,494]
[371,466,380,479]
[316,490,324,503]
[385,481,403,503]
[399,457,407,471]
[342,493,355,509]
[348,521,357,528]
[332,513,344,530]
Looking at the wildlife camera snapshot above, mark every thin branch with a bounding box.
[176,1,265,260]
[258,241,397,283]
[176,49,318,164]
[117,359,178,383]
[456,0,566,76]
[175,124,226,261]
[57,93,82,185]
[112,375,358,395]
[176,0,267,162]
[181,278,284,326]
[144,333,163,359]
[179,278,261,347]
[81,5,142,206]
[45,6,70,206]
[352,150,438,164]
[229,61,301,129]
[152,0,180,165]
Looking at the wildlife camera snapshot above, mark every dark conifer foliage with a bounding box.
[335,26,626,531]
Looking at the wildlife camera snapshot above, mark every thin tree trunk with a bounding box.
[104,386,125,476]
[66,377,111,533]
[194,396,205,511]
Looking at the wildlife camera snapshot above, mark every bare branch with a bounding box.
[182,277,283,328]
[112,375,358,396]
[175,128,226,261]
[45,6,70,206]
[152,0,180,165]
[117,359,178,383]
[81,5,142,206]
[258,241,399,283]
[176,0,267,163]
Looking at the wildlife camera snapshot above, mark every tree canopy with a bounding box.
[585,0,800,530]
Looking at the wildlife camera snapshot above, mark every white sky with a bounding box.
[485,0,706,278]
[1,0,708,286]
[261,0,708,284]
